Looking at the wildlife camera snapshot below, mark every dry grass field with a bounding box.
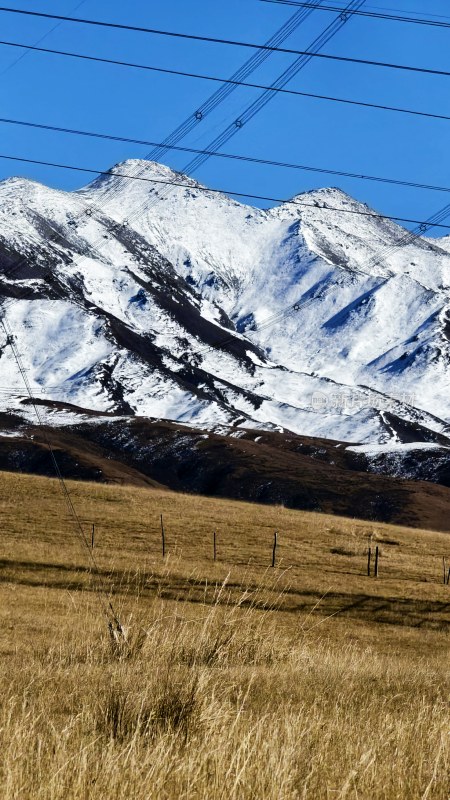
[0,470,449,799]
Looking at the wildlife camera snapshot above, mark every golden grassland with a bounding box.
[0,470,449,799]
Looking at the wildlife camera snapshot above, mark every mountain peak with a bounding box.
[0,175,43,195]
[79,159,203,196]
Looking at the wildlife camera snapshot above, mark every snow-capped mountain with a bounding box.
[0,159,449,448]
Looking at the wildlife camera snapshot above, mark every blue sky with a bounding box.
[1,0,450,233]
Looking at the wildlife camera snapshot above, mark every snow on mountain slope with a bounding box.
[0,159,449,448]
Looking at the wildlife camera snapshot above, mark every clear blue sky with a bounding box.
[1,0,450,233]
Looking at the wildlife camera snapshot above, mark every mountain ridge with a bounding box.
[0,159,449,453]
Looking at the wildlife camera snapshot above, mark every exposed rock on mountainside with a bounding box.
[0,160,449,445]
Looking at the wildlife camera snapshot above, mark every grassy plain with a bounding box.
[0,471,448,799]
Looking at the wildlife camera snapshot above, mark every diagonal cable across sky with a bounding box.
[100,0,366,226]
[97,0,328,208]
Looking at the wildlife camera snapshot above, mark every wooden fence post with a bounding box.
[160,514,166,558]
[374,546,379,578]
[443,557,447,585]
[271,531,278,568]
[447,568,450,586]
[213,530,217,562]
[367,547,372,577]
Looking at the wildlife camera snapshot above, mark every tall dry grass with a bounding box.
[0,471,449,798]
[0,577,448,800]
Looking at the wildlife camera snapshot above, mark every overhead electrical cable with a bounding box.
[1,31,450,79]
[1,116,448,194]
[0,1,331,291]
[257,0,450,29]
[0,0,126,637]
[0,1,327,216]
[0,46,445,124]
[0,0,88,77]
[99,0,366,226]
[3,3,450,41]
[2,152,450,229]
[97,0,325,222]
[0,2,326,281]
[6,5,447,260]
[143,0,325,165]
[0,0,364,274]
[346,2,450,20]
[1,8,448,228]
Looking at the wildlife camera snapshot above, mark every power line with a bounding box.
[0,12,447,289]
[100,3,367,227]
[5,0,420,323]
[143,1,323,166]
[4,4,447,272]
[0,3,334,295]
[363,4,450,21]
[258,0,450,29]
[0,4,331,39]
[3,3,450,38]
[4,0,444,383]
[0,2,361,300]
[0,4,433,297]
[30,2,364,258]
[3,151,450,230]
[118,0,325,207]
[356,3,450,21]
[0,1,127,640]
[1,26,450,79]
[1,43,448,124]
[0,0,88,77]
[2,115,450,195]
